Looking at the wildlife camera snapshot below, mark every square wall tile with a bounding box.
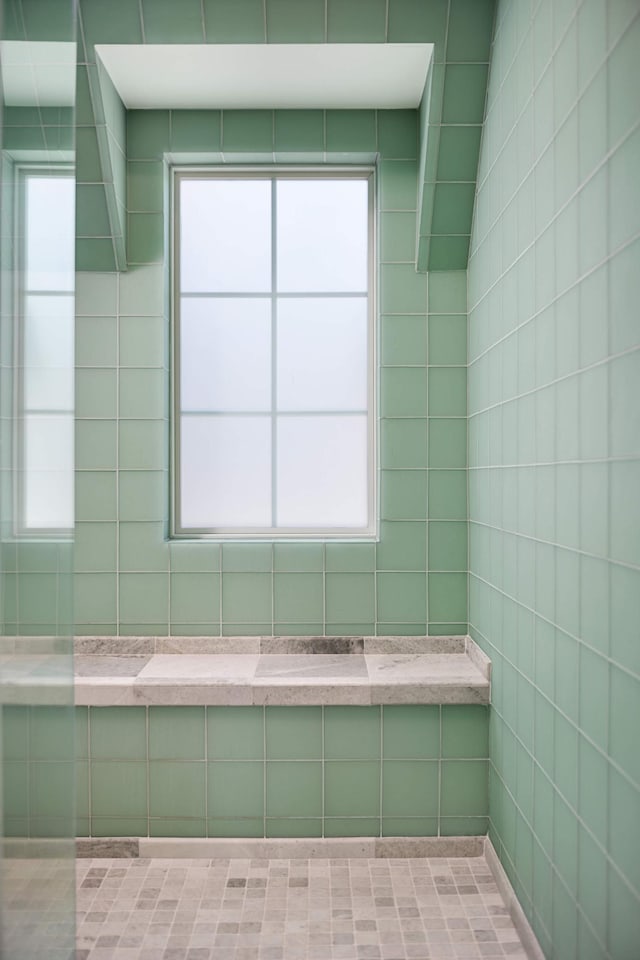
[149,761,205,819]
[266,762,322,817]
[266,707,322,760]
[207,707,264,760]
[383,705,440,759]
[208,762,264,818]
[91,761,147,818]
[382,760,439,817]
[325,760,381,817]
[149,707,205,760]
[90,707,146,761]
[324,707,381,760]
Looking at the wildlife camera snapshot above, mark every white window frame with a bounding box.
[171,166,377,540]
[14,163,75,538]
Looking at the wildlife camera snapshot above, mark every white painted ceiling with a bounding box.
[95,43,433,110]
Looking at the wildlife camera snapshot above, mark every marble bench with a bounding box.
[73,636,491,706]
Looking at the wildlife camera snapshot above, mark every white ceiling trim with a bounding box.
[95,43,433,110]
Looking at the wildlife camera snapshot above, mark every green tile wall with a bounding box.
[468,2,640,959]
[75,107,469,637]
[74,704,488,838]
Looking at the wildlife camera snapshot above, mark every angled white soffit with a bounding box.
[0,41,76,106]
[95,43,433,110]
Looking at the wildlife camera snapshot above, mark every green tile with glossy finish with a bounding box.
[74,574,117,624]
[266,0,325,41]
[149,707,205,760]
[149,819,206,838]
[383,705,440,758]
[381,316,427,365]
[382,817,438,836]
[325,761,380,817]
[382,760,439,817]
[208,818,264,838]
[30,762,74,818]
[2,707,30,761]
[440,760,487,817]
[119,523,168,572]
[171,110,221,152]
[377,573,426,622]
[75,523,117,572]
[141,0,204,42]
[3,763,27,818]
[428,272,467,313]
[380,212,418,262]
[446,0,494,62]
[118,471,166,522]
[76,125,102,182]
[428,367,467,416]
[378,110,418,159]
[578,822,608,949]
[377,521,427,571]
[266,707,321,760]
[222,573,272,623]
[428,470,466,520]
[128,161,165,214]
[380,470,427,521]
[207,707,264,760]
[381,367,428,417]
[222,110,273,152]
[266,762,322,817]
[428,573,467,621]
[273,543,324,573]
[428,315,467,365]
[324,818,381,837]
[324,573,375,622]
[428,521,467,570]
[325,543,375,573]
[327,0,385,41]
[222,544,273,572]
[442,65,489,123]
[119,368,165,419]
[381,263,428,313]
[379,159,419,211]
[170,573,220,622]
[325,110,377,154]
[90,706,146,761]
[128,212,164,264]
[118,420,165,470]
[431,183,476,236]
[29,706,74,761]
[119,265,165,316]
[428,235,471,270]
[127,111,170,160]
[436,126,482,181]
[440,816,488,836]
[208,762,264,818]
[81,0,143,44]
[324,707,380,760]
[170,542,221,574]
[76,184,111,237]
[76,470,116,522]
[274,573,323,622]
[119,573,168,623]
[91,817,148,837]
[428,418,466,467]
[266,818,322,838]
[387,0,447,45]
[441,706,488,758]
[274,110,324,154]
[381,419,427,469]
[149,762,206,819]
[76,316,117,367]
[76,369,117,418]
[91,762,147,818]
[203,0,265,41]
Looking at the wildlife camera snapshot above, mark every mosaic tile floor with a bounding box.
[76,856,529,959]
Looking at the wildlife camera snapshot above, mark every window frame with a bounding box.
[170,165,377,541]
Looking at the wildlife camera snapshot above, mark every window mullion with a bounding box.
[271,177,278,529]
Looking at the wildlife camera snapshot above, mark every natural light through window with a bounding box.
[173,169,375,538]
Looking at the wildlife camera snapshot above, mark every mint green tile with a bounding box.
[428,315,466,365]
[170,572,220,622]
[324,707,380,760]
[382,817,438,836]
[428,573,467,621]
[91,761,147,818]
[76,316,117,369]
[76,761,90,821]
[610,666,640,786]
[378,110,418,159]
[76,126,102,182]
[274,110,324,154]
[388,0,447,44]
[381,470,427,521]
[608,861,640,960]
[2,706,28,761]
[120,265,165,316]
[222,544,273,572]
[431,183,476,236]
[446,0,494,60]
[149,818,206,837]
[266,818,322,838]
[149,762,205,818]
[91,707,146,761]
[428,521,467,570]
[441,706,488,758]
[609,126,640,252]
[266,707,321,760]
[325,818,381,837]
[171,110,221,151]
[76,273,118,317]
[207,707,264,760]
[428,273,467,314]
[380,159,419,211]
[441,760,487,816]
[325,573,375,622]
[381,367,428,417]
[74,573,117,624]
[381,212,419,262]
[436,126,482,181]
[428,235,470,270]
[327,0,385,40]
[141,0,204,41]
[428,417,466,467]
[274,574,323,622]
[76,184,111,237]
[382,760,439,817]
[222,573,272,622]
[120,623,168,636]
[440,816,488,836]
[209,818,264,838]
[222,110,273,152]
[377,573,426,622]
[611,564,640,674]
[76,369,117,418]
[383,705,440,759]
[442,64,489,122]
[81,0,142,43]
[208,762,264,818]
[119,368,165,419]
[29,706,74,761]
[377,521,427,571]
[203,0,265,41]
[381,263,428,313]
[30,762,74,818]
[118,420,165,470]
[170,623,220,636]
[273,543,324,572]
[553,792,578,892]
[325,543,375,573]
[75,709,89,761]
[170,542,221,574]
[428,367,467,416]
[325,110,377,153]
[381,316,427,365]
[128,161,165,214]
[274,623,323,636]
[381,419,427,468]
[128,212,163,264]
[223,622,271,636]
[266,0,324,41]
[266,762,322,817]
[118,471,166,522]
[119,573,168,623]
[149,707,205,760]
[75,522,117,573]
[119,523,168,572]
[3,762,27,818]
[91,817,148,837]
[127,111,170,160]
[428,470,466,520]
[611,460,640,568]
[325,761,380,818]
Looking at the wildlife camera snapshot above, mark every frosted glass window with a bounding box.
[180,416,271,528]
[180,179,271,293]
[277,179,368,292]
[277,416,369,528]
[23,295,74,410]
[25,175,75,291]
[277,298,368,412]
[181,298,271,412]
[23,415,74,529]
[174,169,374,537]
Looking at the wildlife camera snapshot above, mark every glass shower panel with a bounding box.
[0,1,76,957]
